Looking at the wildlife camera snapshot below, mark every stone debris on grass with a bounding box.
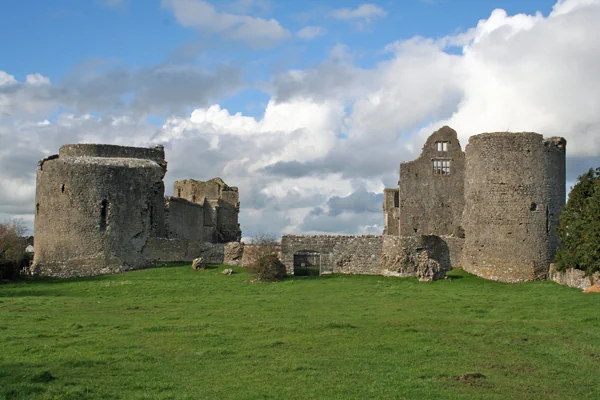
[222,268,234,275]
[583,281,600,293]
[192,257,206,270]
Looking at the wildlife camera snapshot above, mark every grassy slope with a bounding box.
[1,265,599,400]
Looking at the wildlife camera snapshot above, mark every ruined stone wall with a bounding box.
[173,178,241,243]
[33,145,166,278]
[59,144,167,167]
[280,235,383,276]
[143,239,243,266]
[398,126,465,237]
[549,265,600,290]
[383,189,399,236]
[461,132,566,283]
[164,196,204,240]
[380,235,457,277]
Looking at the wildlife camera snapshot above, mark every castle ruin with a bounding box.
[32,127,567,283]
[32,144,242,277]
[383,126,567,282]
[281,126,566,283]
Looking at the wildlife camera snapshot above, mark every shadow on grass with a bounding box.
[0,262,194,288]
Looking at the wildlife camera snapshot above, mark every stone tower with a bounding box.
[173,177,241,243]
[32,144,167,277]
[461,132,567,282]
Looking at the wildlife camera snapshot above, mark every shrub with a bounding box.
[247,234,286,282]
[554,167,600,275]
[0,220,27,280]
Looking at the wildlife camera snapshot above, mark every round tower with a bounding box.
[32,144,167,277]
[461,132,566,282]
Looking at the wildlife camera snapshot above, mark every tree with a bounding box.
[0,219,27,280]
[554,167,600,275]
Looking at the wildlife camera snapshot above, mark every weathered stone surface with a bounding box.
[549,264,600,290]
[222,268,234,275]
[173,178,241,243]
[281,235,383,276]
[461,133,566,282]
[223,242,244,266]
[165,196,204,240]
[583,283,600,293]
[383,127,566,284]
[33,143,244,278]
[381,235,452,281]
[394,126,466,238]
[417,257,446,282]
[33,144,167,278]
[192,257,206,270]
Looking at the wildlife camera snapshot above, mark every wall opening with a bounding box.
[293,250,321,276]
[530,202,537,212]
[394,191,399,208]
[177,188,181,197]
[99,200,109,232]
[546,205,550,234]
[36,203,40,216]
[433,160,451,175]
[60,184,65,193]
[192,195,196,202]
[436,141,449,152]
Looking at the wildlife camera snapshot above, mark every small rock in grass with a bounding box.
[222,268,234,275]
[583,282,600,293]
[192,257,206,271]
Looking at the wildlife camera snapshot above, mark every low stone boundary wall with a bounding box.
[549,264,600,290]
[143,239,243,266]
[281,234,463,278]
[281,235,382,276]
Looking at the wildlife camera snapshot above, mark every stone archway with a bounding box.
[293,250,322,276]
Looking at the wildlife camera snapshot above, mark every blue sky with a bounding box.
[1,0,599,237]
[2,0,557,119]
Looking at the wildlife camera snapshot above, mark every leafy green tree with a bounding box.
[0,219,27,280]
[554,167,600,275]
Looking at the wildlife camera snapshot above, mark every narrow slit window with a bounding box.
[99,200,108,232]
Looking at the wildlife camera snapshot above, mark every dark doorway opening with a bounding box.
[293,250,321,276]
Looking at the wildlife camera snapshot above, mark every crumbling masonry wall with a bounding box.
[164,196,204,240]
[395,126,465,238]
[461,133,566,282]
[280,235,383,276]
[33,144,244,278]
[281,235,455,279]
[173,178,241,243]
[33,144,167,277]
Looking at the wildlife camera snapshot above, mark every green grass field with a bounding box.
[1,265,599,399]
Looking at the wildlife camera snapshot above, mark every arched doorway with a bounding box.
[293,250,321,276]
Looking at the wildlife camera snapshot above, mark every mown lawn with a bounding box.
[1,265,599,399]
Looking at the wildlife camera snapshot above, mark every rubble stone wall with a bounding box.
[164,196,204,240]
[461,132,566,282]
[280,235,383,276]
